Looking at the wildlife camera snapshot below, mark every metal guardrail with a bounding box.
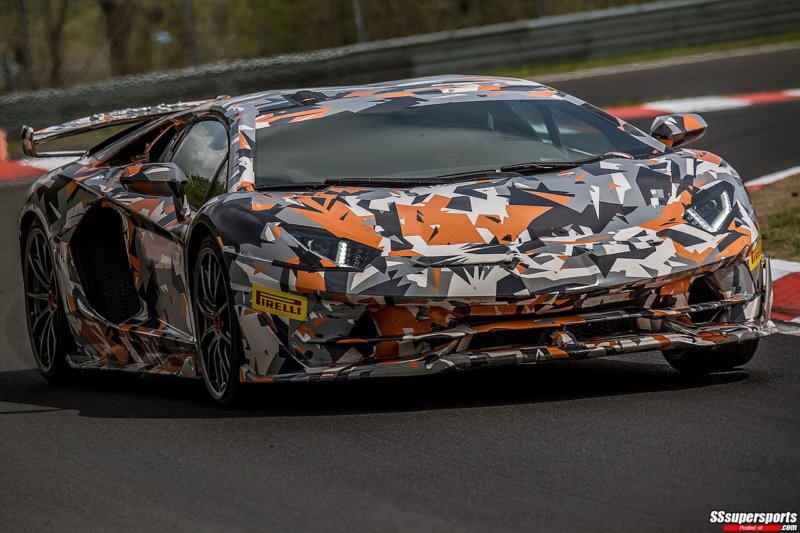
[1,0,798,133]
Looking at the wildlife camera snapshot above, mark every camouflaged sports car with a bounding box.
[19,75,774,405]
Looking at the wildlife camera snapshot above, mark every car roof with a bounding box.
[216,74,550,115]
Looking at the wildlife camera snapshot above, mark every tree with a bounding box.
[43,0,70,86]
[97,0,138,76]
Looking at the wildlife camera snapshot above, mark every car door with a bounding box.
[122,117,229,345]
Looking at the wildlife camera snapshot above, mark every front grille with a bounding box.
[567,318,636,340]
[331,289,733,356]
[469,328,551,351]
[466,316,641,352]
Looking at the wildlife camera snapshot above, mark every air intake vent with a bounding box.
[567,318,636,340]
[688,277,721,324]
[469,328,551,351]
[283,90,327,106]
[70,207,140,324]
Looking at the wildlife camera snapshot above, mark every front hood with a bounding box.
[215,151,759,299]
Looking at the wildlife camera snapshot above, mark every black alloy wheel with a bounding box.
[193,237,243,406]
[23,221,74,381]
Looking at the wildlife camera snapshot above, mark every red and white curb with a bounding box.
[0,160,47,183]
[744,165,800,191]
[0,156,79,184]
[772,259,800,324]
[606,89,800,121]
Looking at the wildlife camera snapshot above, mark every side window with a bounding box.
[170,120,228,208]
[147,124,180,162]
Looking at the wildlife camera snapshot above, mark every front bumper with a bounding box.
[252,324,773,383]
[237,256,775,383]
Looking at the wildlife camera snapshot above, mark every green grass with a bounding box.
[493,30,800,79]
[761,210,800,262]
[748,174,800,262]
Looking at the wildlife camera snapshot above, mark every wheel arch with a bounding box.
[185,218,222,296]
[19,207,48,257]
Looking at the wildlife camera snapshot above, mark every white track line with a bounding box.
[642,95,754,114]
[776,321,800,335]
[18,156,77,171]
[745,165,800,190]
[606,88,800,120]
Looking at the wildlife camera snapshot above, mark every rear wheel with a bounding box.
[662,339,759,374]
[193,237,243,407]
[23,221,74,382]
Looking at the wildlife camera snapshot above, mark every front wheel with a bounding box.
[662,339,759,374]
[193,237,243,407]
[22,221,75,382]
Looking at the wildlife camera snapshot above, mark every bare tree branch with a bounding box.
[97,0,139,76]
[43,0,70,86]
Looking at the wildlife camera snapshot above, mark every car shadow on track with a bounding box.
[0,354,749,419]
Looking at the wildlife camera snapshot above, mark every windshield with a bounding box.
[254,98,660,186]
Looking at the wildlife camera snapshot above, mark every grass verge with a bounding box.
[748,174,800,262]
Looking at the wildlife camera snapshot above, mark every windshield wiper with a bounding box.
[500,155,604,173]
[253,181,332,191]
[254,154,630,190]
[254,171,502,190]
[326,170,500,186]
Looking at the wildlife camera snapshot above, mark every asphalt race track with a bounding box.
[551,45,800,107]
[551,44,800,179]
[1,47,799,531]
[628,100,800,179]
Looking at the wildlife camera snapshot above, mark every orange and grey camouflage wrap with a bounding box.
[649,113,707,148]
[18,75,775,383]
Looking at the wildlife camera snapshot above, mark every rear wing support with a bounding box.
[20,100,211,158]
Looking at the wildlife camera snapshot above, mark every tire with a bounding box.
[22,220,75,382]
[192,236,243,407]
[662,339,759,374]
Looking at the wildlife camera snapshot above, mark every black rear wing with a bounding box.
[20,99,211,157]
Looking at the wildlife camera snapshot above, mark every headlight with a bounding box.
[289,228,379,269]
[685,186,732,232]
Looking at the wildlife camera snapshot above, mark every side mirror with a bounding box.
[649,113,707,149]
[120,162,190,220]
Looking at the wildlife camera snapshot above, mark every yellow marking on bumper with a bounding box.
[252,284,307,320]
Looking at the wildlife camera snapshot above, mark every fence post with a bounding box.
[352,0,367,43]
